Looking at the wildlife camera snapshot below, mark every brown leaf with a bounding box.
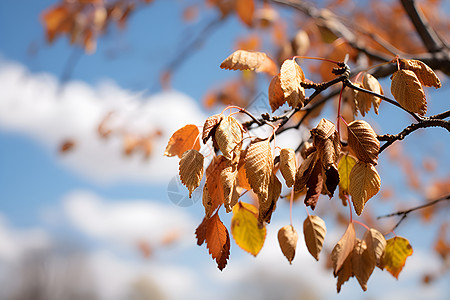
[196,212,231,271]
[347,120,380,165]
[258,173,281,226]
[235,0,255,27]
[363,228,386,268]
[331,223,356,275]
[348,161,381,215]
[303,215,326,261]
[205,155,228,217]
[202,185,212,217]
[268,74,286,112]
[311,118,335,140]
[215,116,243,161]
[401,59,441,88]
[391,70,427,116]
[356,74,382,116]
[279,148,297,187]
[325,165,340,197]
[165,124,200,158]
[179,149,204,197]
[220,50,277,75]
[293,29,310,57]
[352,239,376,291]
[221,161,239,213]
[245,139,273,203]
[342,85,358,118]
[60,139,76,153]
[202,114,223,144]
[294,150,318,192]
[279,59,305,109]
[304,158,323,210]
[278,225,298,264]
[336,249,353,293]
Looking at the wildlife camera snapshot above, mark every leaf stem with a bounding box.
[346,195,353,223]
[293,55,340,65]
[290,188,294,226]
[352,220,370,231]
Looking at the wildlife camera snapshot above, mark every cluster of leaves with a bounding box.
[163,49,444,291]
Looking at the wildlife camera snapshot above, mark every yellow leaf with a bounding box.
[352,239,376,291]
[179,149,204,197]
[348,161,381,215]
[220,50,277,75]
[347,120,380,165]
[231,202,266,256]
[391,70,427,116]
[401,59,441,88]
[245,139,273,203]
[164,124,200,158]
[382,236,413,279]
[363,228,386,269]
[303,215,326,261]
[278,225,298,264]
[279,148,297,188]
[279,59,305,108]
[332,223,356,275]
[215,116,243,161]
[338,153,357,192]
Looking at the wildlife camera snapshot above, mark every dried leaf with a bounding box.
[231,202,266,256]
[348,161,381,215]
[179,149,204,197]
[336,250,353,293]
[338,153,357,192]
[294,150,318,192]
[352,239,376,291]
[279,59,305,108]
[304,158,323,210]
[342,85,359,118]
[324,165,340,197]
[196,212,231,271]
[245,139,273,202]
[391,70,427,115]
[278,225,298,264]
[235,0,255,27]
[382,236,413,279]
[202,185,212,217]
[303,215,326,261]
[401,59,441,88]
[205,155,228,216]
[215,116,243,161]
[311,118,335,140]
[293,29,310,56]
[279,148,297,187]
[165,124,200,158]
[258,173,281,226]
[332,223,356,275]
[363,228,386,268]
[347,120,380,165]
[202,114,223,144]
[221,161,239,212]
[268,74,286,112]
[220,50,277,75]
[355,74,382,116]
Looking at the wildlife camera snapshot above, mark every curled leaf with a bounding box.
[165,124,200,158]
[391,70,427,115]
[311,118,335,140]
[258,173,281,226]
[347,120,380,165]
[220,50,277,75]
[278,225,298,264]
[179,149,204,197]
[294,150,318,192]
[303,215,326,261]
[401,59,441,88]
[202,114,223,144]
[215,116,243,161]
[348,161,381,215]
[356,74,382,116]
[280,59,305,108]
[221,161,239,213]
[279,148,297,187]
[231,202,266,256]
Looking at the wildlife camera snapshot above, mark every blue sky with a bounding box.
[0,1,449,299]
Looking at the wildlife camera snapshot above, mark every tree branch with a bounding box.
[377,118,450,153]
[377,194,450,231]
[400,0,444,53]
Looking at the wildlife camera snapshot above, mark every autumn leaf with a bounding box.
[363,228,386,268]
[311,119,341,171]
[205,155,228,216]
[303,215,326,261]
[231,202,266,256]
[258,173,281,226]
[382,236,413,279]
[202,114,223,144]
[195,212,231,271]
[336,250,353,293]
[304,157,323,209]
[338,153,357,193]
[294,150,318,192]
[220,50,277,75]
[311,118,335,140]
[347,120,380,165]
[268,74,286,112]
[332,223,356,275]
[165,124,200,158]
[179,149,204,197]
[279,59,305,108]
[221,161,239,212]
[245,139,273,203]
[352,239,376,291]
[401,59,441,88]
[235,0,255,27]
[348,161,381,215]
[279,148,297,187]
[391,70,427,116]
[278,225,298,264]
[215,116,243,161]
[356,74,382,116]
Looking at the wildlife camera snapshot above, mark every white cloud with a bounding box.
[0,59,207,184]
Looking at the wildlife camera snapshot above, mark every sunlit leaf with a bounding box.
[382,236,413,279]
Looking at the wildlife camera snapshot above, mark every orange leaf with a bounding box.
[205,155,228,217]
[278,225,298,264]
[401,59,441,88]
[165,124,200,158]
[235,0,255,27]
[215,116,243,161]
[220,50,277,75]
[391,70,427,116]
[179,149,204,197]
[268,74,286,112]
[348,161,381,215]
